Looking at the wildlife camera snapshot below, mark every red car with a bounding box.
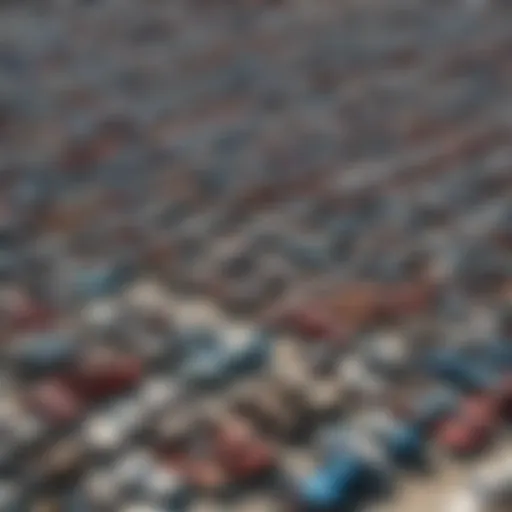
[279,304,348,342]
[436,417,493,455]
[460,394,500,430]
[213,417,276,481]
[163,453,228,493]
[26,378,83,425]
[8,291,54,333]
[62,352,143,403]
[379,281,438,320]
[436,392,501,455]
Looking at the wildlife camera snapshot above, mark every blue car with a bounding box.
[480,341,512,371]
[180,351,228,389]
[412,387,459,431]
[11,332,77,375]
[177,327,221,357]
[424,349,497,392]
[298,454,388,511]
[300,467,347,511]
[224,330,273,376]
[383,424,426,467]
[74,262,132,299]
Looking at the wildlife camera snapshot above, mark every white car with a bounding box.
[337,355,388,405]
[113,450,156,500]
[83,468,123,510]
[316,416,393,476]
[144,466,190,509]
[363,333,411,376]
[82,413,126,459]
[135,377,182,421]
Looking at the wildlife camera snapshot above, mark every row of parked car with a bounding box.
[0,0,512,510]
